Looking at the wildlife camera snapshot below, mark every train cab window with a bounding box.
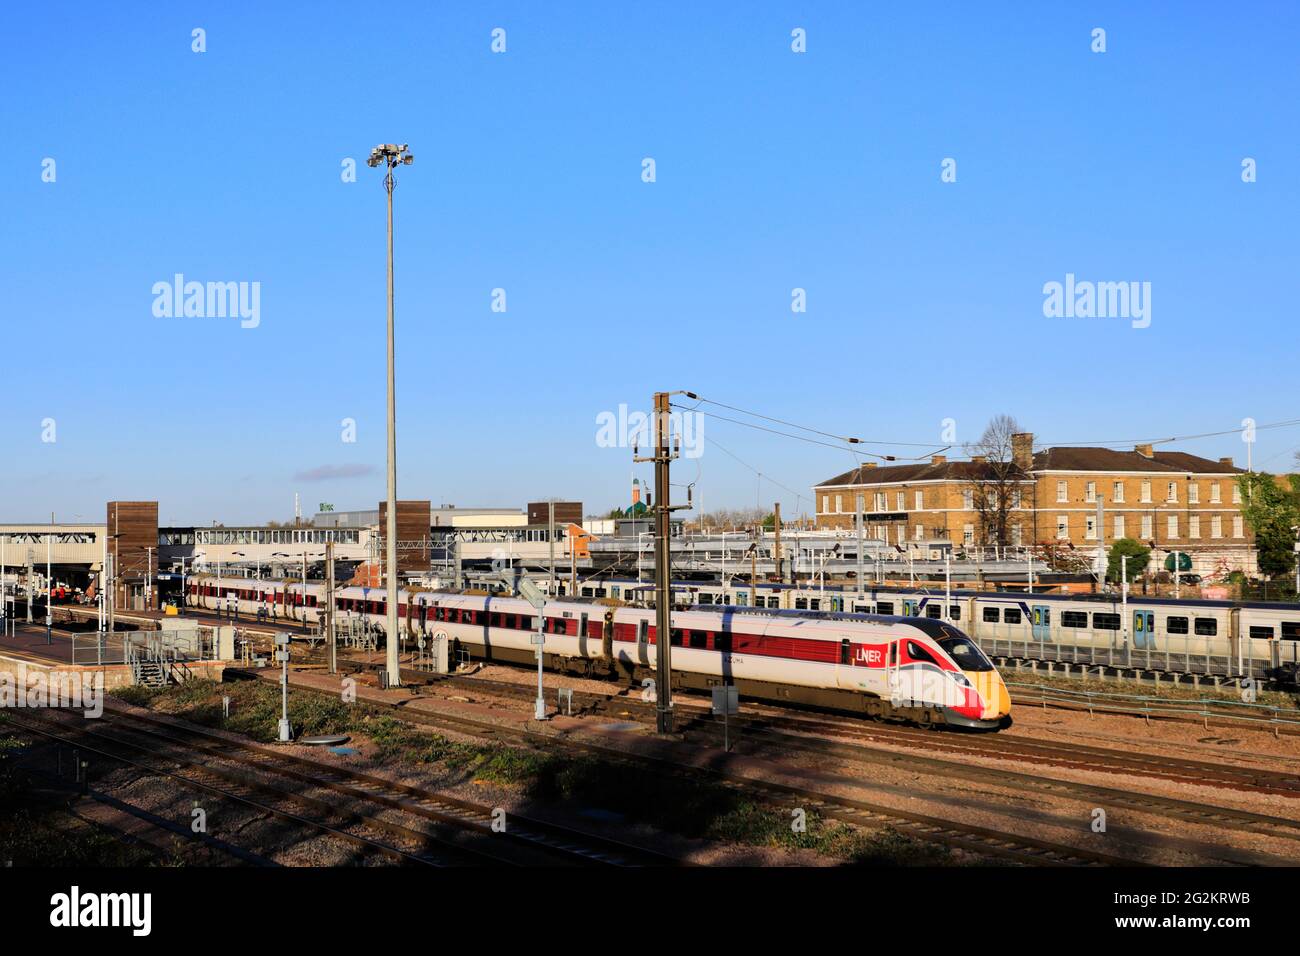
[839,639,850,665]
[926,605,941,619]
[983,607,1000,623]
[1194,618,1217,636]
[637,620,648,644]
[906,641,939,666]
[1093,613,1120,631]
[876,602,894,616]
[1283,622,1300,640]
[888,643,898,666]
[1250,626,1274,640]
[1002,608,1021,624]
[1061,611,1088,628]
[1166,616,1189,635]
[938,635,994,672]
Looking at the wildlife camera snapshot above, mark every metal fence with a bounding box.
[71,628,216,667]
[976,631,1295,680]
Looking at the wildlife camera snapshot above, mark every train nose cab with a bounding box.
[937,632,1012,730]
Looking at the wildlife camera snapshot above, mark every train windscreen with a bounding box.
[938,635,994,672]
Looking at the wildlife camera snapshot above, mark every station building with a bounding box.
[814,433,1257,574]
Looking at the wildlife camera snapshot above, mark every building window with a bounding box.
[874,492,886,512]
[1166,482,1178,503]
[1188,483,1199,504]
[1141,515,1153,538]
[1011,488,1022,508]
[896,491,905,511]
[835,494,843,514]
[1232,485,1242,505]
[1085,481,1096,503]
[1012,524,1023,546]
[1211,515,1222,539]
[1210,483,1221,503]
[914,490,923,510]
[1113,481,1124,503]
[1056,480,1067,503]
[1085,515,1097,540]
[1113,515,1125,539]
[962,489,974,510]
[1141,480,1152,503]
[1056,515,1069,539]
[962,524,974,545]
[1167,515,1178,538]
[1189,515,1200,538]
[914,525,923,541]
[1233,515,1244,538]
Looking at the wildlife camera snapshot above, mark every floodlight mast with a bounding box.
[368,142,413,690]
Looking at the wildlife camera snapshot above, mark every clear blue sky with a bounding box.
[2,2,1297,526]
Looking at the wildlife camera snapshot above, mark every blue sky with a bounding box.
[2,2,1297,526]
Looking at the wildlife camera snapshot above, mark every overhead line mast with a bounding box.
[635,390,696,734]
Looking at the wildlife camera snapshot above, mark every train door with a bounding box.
[829,595,844,613]
[903,599,921,617]
[885,641,900,705]
[1133,611,1154,650]
[1031,605,1051,642]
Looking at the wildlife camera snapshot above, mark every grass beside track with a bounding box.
[111,679,962,865]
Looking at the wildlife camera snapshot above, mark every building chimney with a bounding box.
[1135,443,1154,459]
[931,455,947,465]
[863,462,877,469]
[631,477,641,505]
[1011,432,1033,472]
[970,455,987,464]
[1218,457,1234,468]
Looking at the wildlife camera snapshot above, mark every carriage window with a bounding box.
[767,597,780,608]
[983,607,1000,623]
[1061,611,1088,628]
[810,599,821,611]
[1194,618,1217,636]
[840,639,850,665]
[854,604,872,614]
[876,602,893,615]
[795,598,808,610]
[715,633,732,652]
[1249,626,1274,640]
[699,593,714,605]
[1002,608,1020,624]
[637,620,648,643]
[669,628,683,647]
[1282,622,1300,640]
[689,631,708,649]
[949,606,961,620]
[906,641,939,666]
[1166,616,1189,634]
[1093,613,1120,631]
[924,604,939,618]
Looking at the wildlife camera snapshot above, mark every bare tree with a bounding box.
[963,414,1026,548]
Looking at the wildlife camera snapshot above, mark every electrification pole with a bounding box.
[634,390,696,734]
[368,142,413,689]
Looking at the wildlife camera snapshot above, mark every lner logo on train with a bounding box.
[854,646,884,666]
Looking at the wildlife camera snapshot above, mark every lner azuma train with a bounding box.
[186,576,1012,730]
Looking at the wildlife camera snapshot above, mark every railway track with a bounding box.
[235,667,1150,867]
[281,660,1300,858]
[312,655,1300,801]
[5,707,678,868]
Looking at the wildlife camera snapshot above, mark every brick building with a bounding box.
[814,434,1253,573]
